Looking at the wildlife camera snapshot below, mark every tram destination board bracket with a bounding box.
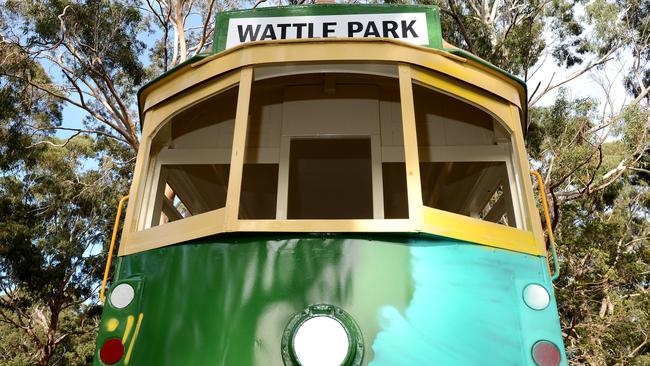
[213,4,442,53]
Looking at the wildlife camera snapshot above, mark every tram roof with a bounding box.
[137,4,528,134]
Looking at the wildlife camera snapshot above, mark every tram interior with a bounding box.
[145,70,519,231]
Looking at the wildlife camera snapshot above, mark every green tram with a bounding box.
[94,4,566,366]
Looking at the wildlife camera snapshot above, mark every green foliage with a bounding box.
[528,86,650,363]
[0,304,99,366]
[1,39,133,363]
[0,128,132,364]
[8,0,147,86]
[554,188,649,365]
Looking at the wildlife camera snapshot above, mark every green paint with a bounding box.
[94,234,566,365]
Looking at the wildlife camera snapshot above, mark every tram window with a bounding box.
[155,164,230,225]
[382,162,408,219]
[145,85,237,229]
[239,72,408,220]
[420,162,515,227]
[288,138,373,219]
[413,82,518,228]
[240,164,279,219]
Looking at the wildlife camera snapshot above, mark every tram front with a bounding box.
[94,5,567,366]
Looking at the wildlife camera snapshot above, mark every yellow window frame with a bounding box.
[120,44,544,257]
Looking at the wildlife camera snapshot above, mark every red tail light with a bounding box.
[532,340,561,366]
[99,338,124,365]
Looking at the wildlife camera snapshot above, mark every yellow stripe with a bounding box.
[122,315,135,344]
[423,207,543,256]
[125,313,144,365]
[105,318,119,332]
[100,195,129,303]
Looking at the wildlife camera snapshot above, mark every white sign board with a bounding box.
[225,13,430,50]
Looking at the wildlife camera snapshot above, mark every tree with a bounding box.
[1,38,132,364]
[0,128,132,365]
[145,0,241,72]
[1,0,147,150]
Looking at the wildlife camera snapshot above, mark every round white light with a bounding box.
[523,284,550,310]
[293,316,350,366]
[110,283,135,309]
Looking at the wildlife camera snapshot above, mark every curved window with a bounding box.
[141,85,238,229]
[413,82,521,228]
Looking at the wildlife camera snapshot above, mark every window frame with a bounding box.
[120,61,541,256]
[410,78,525,229]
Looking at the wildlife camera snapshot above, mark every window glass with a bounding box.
[288,138,373,219]
[145,85,238,229]
[413,82,518,227]
[239,72,408,220]
[382,162,408,219]
[240,164,278,219]
[156,164,230,225]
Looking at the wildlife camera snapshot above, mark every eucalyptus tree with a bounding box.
[1,0,147,150]
[1,29,132,365]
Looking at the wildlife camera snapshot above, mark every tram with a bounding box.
[93,4,566,366]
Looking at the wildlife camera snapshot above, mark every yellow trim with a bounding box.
[125,209,226,255]
[530,170,560,277]
[423,207,541,255]
[120,52,544,257]
[398,64,424,225]
[125,313,143,365]
[120,113,153,253]
[141,72,240,137]
[139,40,523,124]
[410,67,513,132]
[233,219,413,233]
[122,315,135,344]
[510,105,545,246]
[105,318,119,332]
[100,195,128,303]
[225,67,254,227]
[195,38,468,66]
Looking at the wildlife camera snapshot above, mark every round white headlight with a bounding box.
[110,283,134,309]
[293,316,350,366]
[523,283,550,310]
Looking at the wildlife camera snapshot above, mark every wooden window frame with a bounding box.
[119,62,542,256]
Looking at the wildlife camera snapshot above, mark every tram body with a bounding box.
[94,5,566,366]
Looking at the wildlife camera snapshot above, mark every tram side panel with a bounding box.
[95,235,566,366]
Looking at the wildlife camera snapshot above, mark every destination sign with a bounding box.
[213,5,442,52]
[225,13,429,49]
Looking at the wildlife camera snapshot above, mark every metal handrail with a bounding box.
[100,195,129,303]
[530,171,560,281]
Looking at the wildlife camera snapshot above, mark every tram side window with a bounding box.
[146,86,238,228]
[239,73,408,220]
[412,83,518,228]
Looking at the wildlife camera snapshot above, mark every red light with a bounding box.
[99,338,124,365]
[532,340,561,366]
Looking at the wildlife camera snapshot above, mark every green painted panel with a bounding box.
[94,234,566,365]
